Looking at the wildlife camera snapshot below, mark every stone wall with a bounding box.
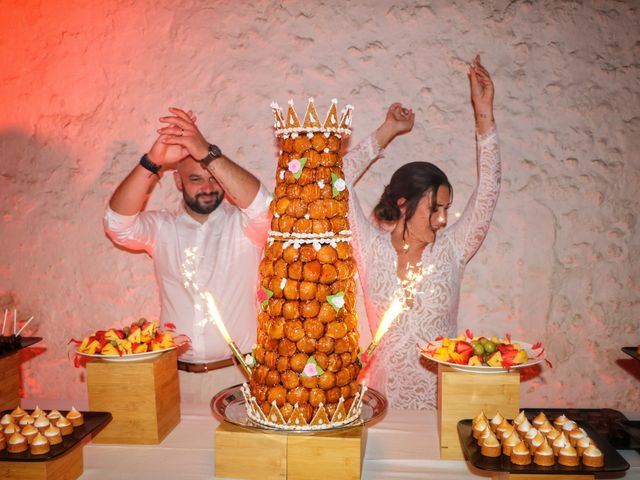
[1,0,638,409]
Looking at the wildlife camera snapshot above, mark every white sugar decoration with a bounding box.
[313,242,321,251]
[304,214,310,219]
[323,148,329,153]
[280,278,287,289]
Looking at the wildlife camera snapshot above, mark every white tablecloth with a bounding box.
[77,403,640,480]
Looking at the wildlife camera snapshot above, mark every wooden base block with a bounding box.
[438,365,520,460]
[0,354,21,411]
[215,421,366,480]
[503,475,594,480]
[0,443,83,480]
[87,349,180,444]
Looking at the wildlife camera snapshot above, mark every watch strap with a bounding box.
[139,154,161,175]
[200,144,222,167]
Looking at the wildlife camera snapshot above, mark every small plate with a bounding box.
[420,341,544,374]
[211,383,387,434]
[77,346,176,362]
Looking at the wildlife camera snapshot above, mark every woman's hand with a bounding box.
[468,55,495,132]
[375,103,415,148]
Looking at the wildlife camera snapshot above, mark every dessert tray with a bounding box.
[211,383,387,435]
[0,410,111,462]
[621,347,640,362]
[76,346,176,363]
[0,337,42,360]
[458,417,630,474]
[421,341,544,374]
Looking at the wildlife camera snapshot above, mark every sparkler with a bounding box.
[2,309,7,336]
[360,262,425,365]
[181,247,253,377]
[16,316,34,337]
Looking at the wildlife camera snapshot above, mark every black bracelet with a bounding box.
[139,154,161,175]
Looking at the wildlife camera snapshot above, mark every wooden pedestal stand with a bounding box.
[0,444,83,480]
[87,349,180,444]
[0,353,20,411]
[438,365,520,460]
[496,475,594,480]
[215,421,366,480]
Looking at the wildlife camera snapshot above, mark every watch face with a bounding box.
[209,144,222,158]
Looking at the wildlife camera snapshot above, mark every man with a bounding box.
[104,107,270,388]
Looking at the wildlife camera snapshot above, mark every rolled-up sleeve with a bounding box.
[240,183,272,246]
[103,206,161,254]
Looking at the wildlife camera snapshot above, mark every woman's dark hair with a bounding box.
[374,161,452,232]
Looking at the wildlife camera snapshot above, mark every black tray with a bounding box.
[620,421,640,450]
[525,408,632,450]
[622,347,640,362]
[0,337,42,361]
[0,410,111,462]
[458,419,630,474]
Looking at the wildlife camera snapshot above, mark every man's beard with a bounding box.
[183,191,224,215]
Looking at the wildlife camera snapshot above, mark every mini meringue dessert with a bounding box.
[545,427,561,442]
[581,444,604,467]
[480,431,501,457]
[496,417,511,437]
[512,410,527,427]
[0,414,14,427]
[3,422,19,440]
[21,424,39,444]
[569,427,588,447]
[528,430,546,455]
[7,432,28,453]
[10,406,26,421]
[533,439,555,466]
[43,425,62,445]
[502,430,521,456]
[34,414,50,433]
[472,411,488,426]
[56,417,73,436]
[66,407,84,427]
[490,412,504,433]
[576,436,593,456]
[47,409,62,421]
[516,418,532,436]
[31,406,44,418]
[18,414,35,427]
[558,443,580,467]
[532,411,548,428]
[472,418,489,439]
[552,432,568,456]
[538,420,553,436]
[510,440,532,465]
[0,430,5,451]
[29,432,50,455]
[553,414,569,430]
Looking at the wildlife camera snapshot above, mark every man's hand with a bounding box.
[157,107,210,162]
[375,103,415,149]
[147,110,197,169]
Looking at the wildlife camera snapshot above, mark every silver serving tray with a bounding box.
[211,383,387,434]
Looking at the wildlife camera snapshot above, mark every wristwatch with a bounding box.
[139,153,161,175]
[199,144,222,167]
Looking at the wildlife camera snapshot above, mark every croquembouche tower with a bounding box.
[242,98,366,430]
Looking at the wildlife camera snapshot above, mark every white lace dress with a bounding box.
[344,126,501,410]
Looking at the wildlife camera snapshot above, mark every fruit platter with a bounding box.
[419,331,548,374]
[73,318,178,362]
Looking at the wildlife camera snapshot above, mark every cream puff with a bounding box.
[582,444,604,467]
[29,432,50,455]
[510,440,532,465]
[533,439,555,466]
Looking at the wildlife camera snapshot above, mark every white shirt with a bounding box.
[103,185,271,362]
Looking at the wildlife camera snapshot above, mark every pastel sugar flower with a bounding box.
[288,157,308,179]
[326,291,345,312]
[257,287,273,309]
[301,356,324,377]
[331,173,346,197]
[245,353,256,368]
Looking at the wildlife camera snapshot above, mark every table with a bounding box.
[77,403,640,479]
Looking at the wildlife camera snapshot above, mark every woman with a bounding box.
[345,56,500,409]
